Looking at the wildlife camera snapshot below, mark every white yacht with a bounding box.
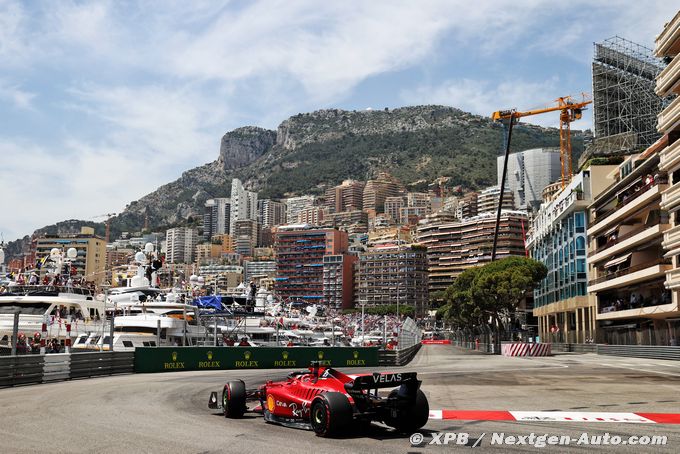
[0,285,106,352]
[72,300,207,351]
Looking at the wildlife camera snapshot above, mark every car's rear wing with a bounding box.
[345,372,419,392]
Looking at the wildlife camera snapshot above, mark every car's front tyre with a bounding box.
[222,380,246,418]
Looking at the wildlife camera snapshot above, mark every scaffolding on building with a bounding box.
[590,36,667,157]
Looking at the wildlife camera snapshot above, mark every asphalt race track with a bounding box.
[2,346,680,453]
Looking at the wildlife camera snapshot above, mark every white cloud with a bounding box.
[0,79,36,109]
[400,77,570,128]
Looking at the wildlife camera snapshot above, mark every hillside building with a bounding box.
[325,180,365,213]
[165,227,198,264]
[229,179,258,235]
[258,199,287,228]
[477,186,515,214]
[203,197,231,240]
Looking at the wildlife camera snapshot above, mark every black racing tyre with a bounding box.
[310,392,353,437]
[384,388,429,433]
[222,380,246,418]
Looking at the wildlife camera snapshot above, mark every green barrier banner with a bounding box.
[134,347,379,373]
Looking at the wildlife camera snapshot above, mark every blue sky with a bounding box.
[0,0,676,242]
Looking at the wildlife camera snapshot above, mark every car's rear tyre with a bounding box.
[384,388,429,433]
[310,392,352,437]
[222,380,246,418]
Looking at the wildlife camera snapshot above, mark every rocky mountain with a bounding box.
[5,105,585,259]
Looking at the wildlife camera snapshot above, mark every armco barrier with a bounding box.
[134,347,379,373]
[0,355,44,387]
[378,344,422,366]
[0,352,135,388]
[597,344,680,361]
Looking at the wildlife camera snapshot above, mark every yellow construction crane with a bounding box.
[489,94,591,261]
[492,93,592,187]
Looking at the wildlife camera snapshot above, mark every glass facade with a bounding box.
[532,211,588,307]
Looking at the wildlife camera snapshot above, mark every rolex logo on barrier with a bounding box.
[318,351,324,360]
[236,350,258,368]
[199,350,220,369]
[347,349,366,366]
[164,351,185,370]
[275,350,295,367]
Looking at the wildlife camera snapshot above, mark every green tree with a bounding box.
[439,257,547,332]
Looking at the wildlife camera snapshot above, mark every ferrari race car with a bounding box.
[208,362,429,437]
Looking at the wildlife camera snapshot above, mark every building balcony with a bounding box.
[655,10,680,58]
[589,182,667,236]
[662,224,680,251]
[659,135,680,172]
[665,267,680,290]
[589,223,669,264]
[597,303,678,321]
[661,181,680,212]
[589,259,672,293]
[656,53,680,98]
[658,96,680,135]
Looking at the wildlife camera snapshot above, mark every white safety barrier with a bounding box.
[501,343,551,357]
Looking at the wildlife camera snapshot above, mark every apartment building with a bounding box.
[587,150,671,345]
[527,166,616,343]
[34,226,107,284]
[165,227,198,264]
[357,245,428,317]
[258,199,287,227]
[477,186,515,214]
[285,195,317,223]
[273,226,349,305]
[325,180,365,213]
[416,210,528,293]
[363,172,404,214]
[322,254,356,309]
[655,11,680,345]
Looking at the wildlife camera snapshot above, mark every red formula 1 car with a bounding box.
[208,362,429,437]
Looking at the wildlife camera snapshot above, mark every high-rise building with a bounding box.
[384,197,405,223]
[244,260,277,283]
[229,179,258,235]
[327,210,369,233]
[274,226,349,305]
[203,197,231,240]
[363,172,404,214]
[258,199,286,227]
[527,165,616,344]
[417,211,528,293]
[325,180,365,213]
[34,227,107,284]
[456,192,478,220]
[357,245,428,317]
[233,219,259,257]
[298,206,325,226]
[285,195,317,223]
[498,148,562,211]
[323,254,357,309]
[195,243,223,264]
[476,186,514,214]
[165,227,198,264]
